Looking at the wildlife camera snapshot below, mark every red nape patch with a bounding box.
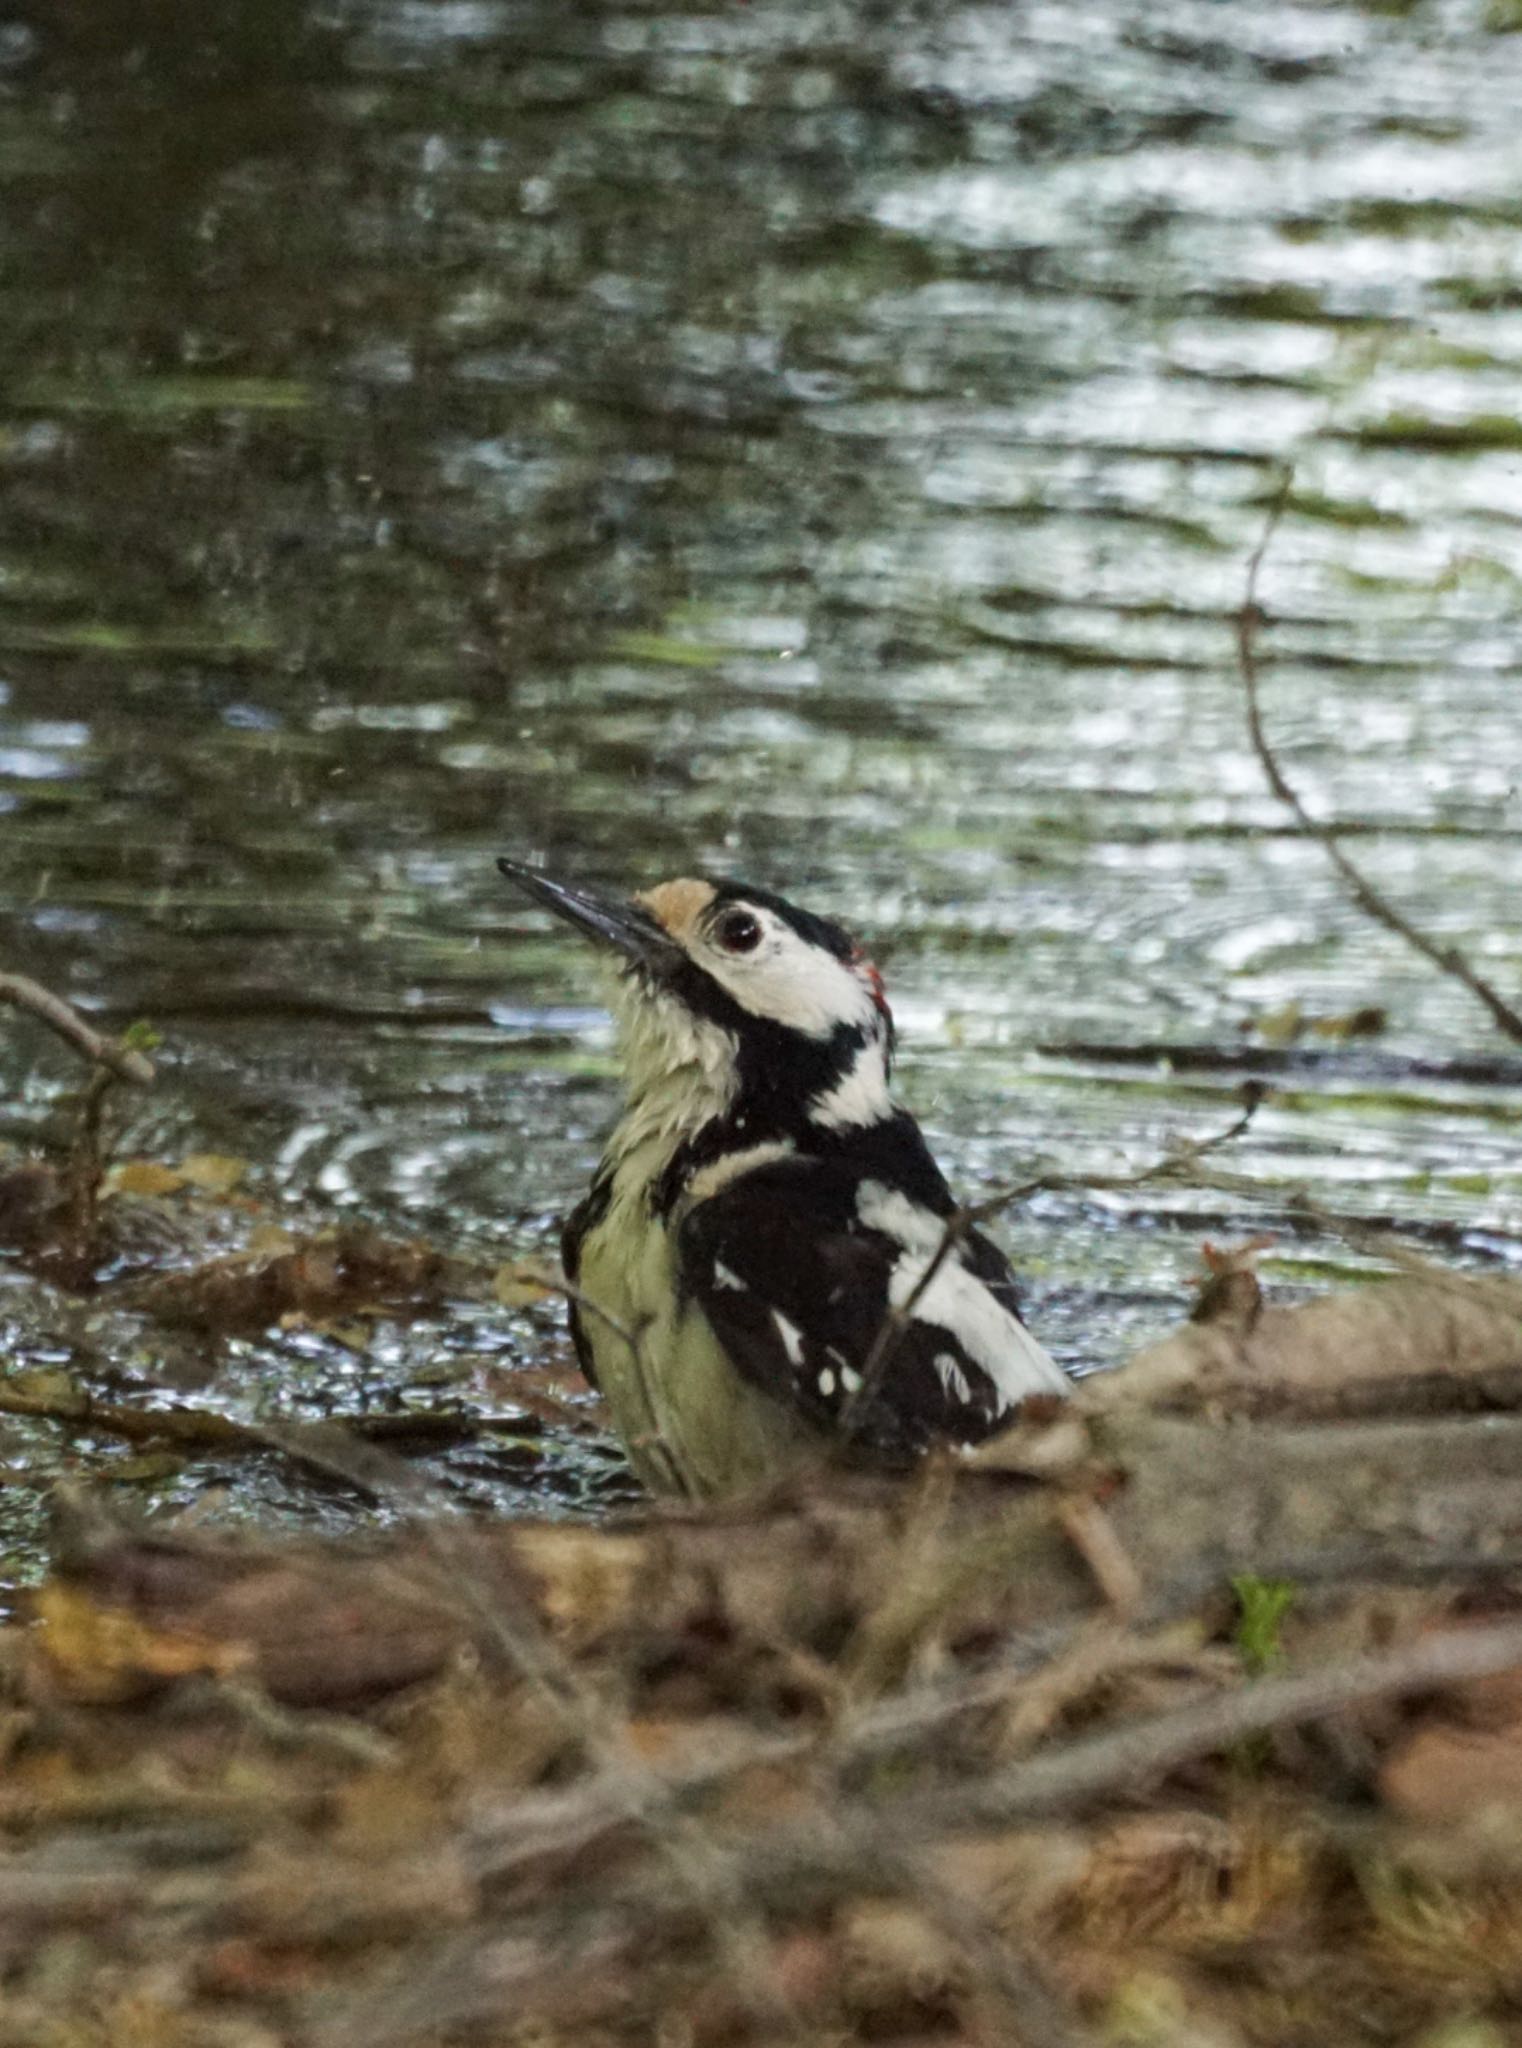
[853,948,890,1019]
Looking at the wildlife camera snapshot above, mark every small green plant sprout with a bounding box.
[1232,1573,1297,1676]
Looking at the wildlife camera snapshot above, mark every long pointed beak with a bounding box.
[497,857,682,974]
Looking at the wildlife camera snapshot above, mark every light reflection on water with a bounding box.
[1,0,1520,1567]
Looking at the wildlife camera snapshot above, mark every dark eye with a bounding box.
[715,909,762,954]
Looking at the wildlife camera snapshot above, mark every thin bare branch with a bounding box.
[1236,470,1522,1046]
[543,1268,687,1496]
[447,1610,1522,2047]
[967,1083,1266,1229]
[0,973,156,1085]
[883,1607,1522,1837]
[1184,1158,1522,1295]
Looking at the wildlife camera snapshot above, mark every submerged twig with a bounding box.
[60,1066,115,1273]
[0,1377,497,1468]
[1235,470,1522,1047]
[2,972,155,1280]
[0,973,156,1085]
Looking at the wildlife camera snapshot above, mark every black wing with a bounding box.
[677,1156,1064,1464]
[560,1167,612,1389]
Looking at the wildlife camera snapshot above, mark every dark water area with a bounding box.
[1,0,1520,1565]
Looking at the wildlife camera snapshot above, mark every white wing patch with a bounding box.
[855,1181,944,1253]
[771,1308,805,1366]
[857,1179,1069,1411]
[712,1259,746,1291]
[934,1351,973,1405]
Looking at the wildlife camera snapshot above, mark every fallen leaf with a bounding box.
[106,1159,186,1198]
[30,1580,248,1704]
[247,1222,297,1255]
[1310,1005,1387,1041]
[178,1152,250,1195]
[1252,1001,1304,1047]
[6,1366,85,1413]
[109,1451,188,1485]
[1382,1723,1522,1823]
[197,1938,322,1997]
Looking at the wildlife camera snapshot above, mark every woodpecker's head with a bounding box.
[499,858,895,1135]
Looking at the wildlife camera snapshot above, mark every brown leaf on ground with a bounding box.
[29,1579,250,1704]
[31,1524,463,1709]
[1380,1610,1522,1822]
[1189,1236,1275,1333]
[106,1159,191,1199]
[486,1360,601,1429]
[494,1257,559,1308]
[177,1153,251,1195]
[1381,1723,1522,1823]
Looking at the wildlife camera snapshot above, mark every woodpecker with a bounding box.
[499,857,1071,1498]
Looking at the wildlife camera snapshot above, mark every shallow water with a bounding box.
[2,0,1520,1570]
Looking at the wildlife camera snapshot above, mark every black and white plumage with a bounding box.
[499,858,1070,1497]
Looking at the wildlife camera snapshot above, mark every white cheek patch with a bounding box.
[703,915,879,1040]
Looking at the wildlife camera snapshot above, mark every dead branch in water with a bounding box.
[1235,468,1522,1047]
[0,1375,498,1457]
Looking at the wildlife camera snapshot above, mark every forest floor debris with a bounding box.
[8,1337,1522,2047]
[5,1049,1522,2042]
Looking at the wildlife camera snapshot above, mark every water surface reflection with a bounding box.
[2,0,1520,1563]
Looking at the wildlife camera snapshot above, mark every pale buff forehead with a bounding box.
[633,877,716,943]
